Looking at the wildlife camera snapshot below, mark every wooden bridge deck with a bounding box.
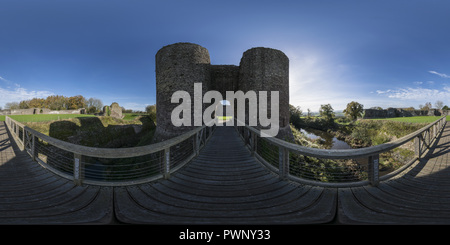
[1,121,450,224]
[0,122,113,224]
[338,124,450,224]
[114,126,336,224]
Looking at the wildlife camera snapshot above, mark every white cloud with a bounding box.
[376,89,392,94]
[122,102,149,112]
[0,84,54,108]
[0,76,8,83]
[375,87,450,101]
[429,70,450,78]
[0,74,55,108]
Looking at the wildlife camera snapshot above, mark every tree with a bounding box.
[19,100,30,109]
[435,100,444,110]
[343,101,364,121]
[319,104,335,123]
[419,102,432,110]
[146,104,157,122]
[443,105,450,110]
[370,106,383,110]
[46,95,68,110]
[28,98,45,108]
[5,102,20,110]
[288,104,302,129]
[67,95,86,109]
[86,97,103,113]
[145,104,156,114]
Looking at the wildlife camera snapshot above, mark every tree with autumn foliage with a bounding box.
[29,98,46,108]
[46,95,68,110]
[67,95,86,109]
[14,95,87,110]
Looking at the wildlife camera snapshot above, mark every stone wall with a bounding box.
[44,108,86,114]
[239,47,290,137]
[154,42,211,142]
[0,108,85,115]
[363,108,450,119]
[153,42,293,142]
[109,102,123,119]
[101,103,124,119]
[210,65,239,95]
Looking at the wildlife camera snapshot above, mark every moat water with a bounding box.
[300,128,352,149]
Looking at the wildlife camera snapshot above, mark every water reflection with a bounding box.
[300,128,351,149]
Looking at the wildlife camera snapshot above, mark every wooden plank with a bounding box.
[241,117,446,159]
[115,126,337,224]
[20,119,207,158]
[338,124,450,224]
[0,122,114,224]
[5,117,450,225]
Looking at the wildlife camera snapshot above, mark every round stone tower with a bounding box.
[153,42,211,142]
[239,47,293,140]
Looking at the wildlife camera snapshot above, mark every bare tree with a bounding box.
[86,97,103,113]
[5,102,20,110]
[435,100,444,110]
[420,102,432,110]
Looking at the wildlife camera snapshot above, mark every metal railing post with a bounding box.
[415,135,422,160]
[163,148,170,179]
[202,127,206,145]
[15,122,18,137]
[31,133,36,161]
[21,126,25,145]
[244,128,249,145]
[279,147,289,179]
[74,153,83,186]
[250,131,257,156]
[368,154,380,186]
[194,131,200,156]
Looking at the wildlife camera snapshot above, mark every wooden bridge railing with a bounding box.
[235,116,447,187]
[5,115,446,188]
[5,116,215,186]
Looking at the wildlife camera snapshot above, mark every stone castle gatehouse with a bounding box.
[153,42,293,142]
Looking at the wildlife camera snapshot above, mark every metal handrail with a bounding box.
[5,114,446,188]
[5,116,216,186]
[23,123,207,158]
[234,116,446,187]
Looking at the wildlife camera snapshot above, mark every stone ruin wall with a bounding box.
[0,108,85,115]
[153,42,293,142]
[363,108,450,119]
[210,65,239,95]
[239,47,291,140]
[154,43,211,140]
[100,102,124,119]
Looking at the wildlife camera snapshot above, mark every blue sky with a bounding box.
[1,0,450,112]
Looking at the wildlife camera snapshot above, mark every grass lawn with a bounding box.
[5,114,96,122]
[371,115,450,123]
[122,113,147,120]
[216,116,233,120]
